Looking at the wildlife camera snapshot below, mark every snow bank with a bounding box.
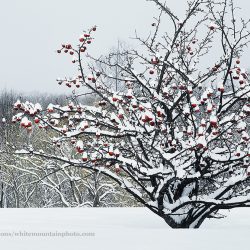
[0,208,249,250]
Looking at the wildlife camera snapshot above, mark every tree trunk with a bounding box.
[161,211,208,228]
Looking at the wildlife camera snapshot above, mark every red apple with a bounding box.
[34,117,40,124]
[149,69,155,75]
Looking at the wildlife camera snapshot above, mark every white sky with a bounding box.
[0,0,249,94]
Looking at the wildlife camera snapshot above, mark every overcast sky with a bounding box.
[0,0,249,94]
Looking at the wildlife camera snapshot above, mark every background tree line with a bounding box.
[0,89,138,208]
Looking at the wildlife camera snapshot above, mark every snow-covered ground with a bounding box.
[0,208,249,249]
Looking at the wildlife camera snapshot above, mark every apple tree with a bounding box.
[12,0,250,228]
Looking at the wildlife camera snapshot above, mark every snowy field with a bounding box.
[0,207,249,250]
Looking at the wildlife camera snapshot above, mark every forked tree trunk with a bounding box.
[163,216,204,228]
[160,209,210,228]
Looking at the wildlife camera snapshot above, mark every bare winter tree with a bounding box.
[10,0,250,228]
[1,153,133,208]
